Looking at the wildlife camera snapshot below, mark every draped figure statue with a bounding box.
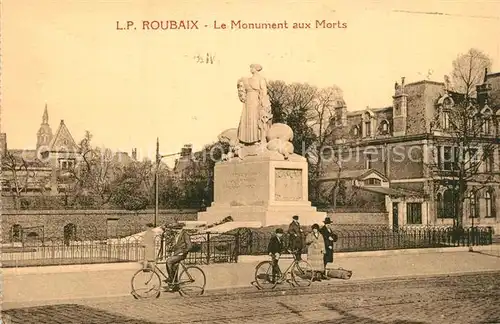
[237,64,273,145]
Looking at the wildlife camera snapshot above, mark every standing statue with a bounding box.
[237,64,273,146]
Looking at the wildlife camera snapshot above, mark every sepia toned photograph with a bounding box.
[1,1,500,323]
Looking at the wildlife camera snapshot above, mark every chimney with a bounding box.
[131,148,137,160]
[484,68,488,82]
[181,144,193,158]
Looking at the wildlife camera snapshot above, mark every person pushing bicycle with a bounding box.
[267,228,285,283]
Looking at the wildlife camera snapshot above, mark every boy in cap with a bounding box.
[267,228,285,283]
[288,215,304,260]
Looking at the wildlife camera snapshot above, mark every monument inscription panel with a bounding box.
[214,162,269,204]
[275,168,303,201]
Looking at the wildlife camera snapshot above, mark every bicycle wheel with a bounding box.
[254,261,279,290]
[178,266,206,297]
[130,268,162,299]
[291,260,313,287]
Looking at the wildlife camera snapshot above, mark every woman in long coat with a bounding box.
[305,224,326,282]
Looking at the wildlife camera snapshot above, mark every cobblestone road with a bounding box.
[3,271,500,324]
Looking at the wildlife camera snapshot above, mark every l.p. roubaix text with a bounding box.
[214,20,347,30]
[116,20,200,30]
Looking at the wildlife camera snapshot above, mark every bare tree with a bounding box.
[67,131,119,208]
[307,86,344,203]
[430,97,497,227]
[1,152,41,209]
[451,48,492,98]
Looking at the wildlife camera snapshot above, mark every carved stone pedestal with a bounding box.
[198,156,326,226]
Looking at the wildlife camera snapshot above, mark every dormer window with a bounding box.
[481,106,493,135]
[365,121,372,137]
[443,97,452,109]
[352,125,360,136]
[379,120,390,135]
[362,111,374,138]
[442,111,451,130]
[483,119,491,135]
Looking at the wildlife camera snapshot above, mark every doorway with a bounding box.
[392,202,399,230]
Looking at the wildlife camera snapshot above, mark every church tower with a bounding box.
[36,104,53,150]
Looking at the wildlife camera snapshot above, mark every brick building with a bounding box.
[319,71,500,232]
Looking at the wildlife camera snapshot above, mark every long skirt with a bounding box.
[238,92,260,144]
[307,249,325,272]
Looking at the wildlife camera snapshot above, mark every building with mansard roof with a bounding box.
[318,70,500,232]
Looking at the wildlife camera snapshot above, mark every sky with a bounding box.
[2,0,500,166]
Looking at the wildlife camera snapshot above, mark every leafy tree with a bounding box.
[110,161,153,210]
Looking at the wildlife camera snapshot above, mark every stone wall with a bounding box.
[324,211,388,225]
[2,209,198,242]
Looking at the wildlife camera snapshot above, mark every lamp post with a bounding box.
[154,137,181,227]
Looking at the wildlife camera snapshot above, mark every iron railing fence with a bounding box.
[1,225,493,268]
[229,225,494,255]
[1,232,239,268]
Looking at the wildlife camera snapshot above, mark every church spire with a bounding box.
[37,103,53,150]
[42,103,49,124]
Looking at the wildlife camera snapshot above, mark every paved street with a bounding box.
[3,271,500,324]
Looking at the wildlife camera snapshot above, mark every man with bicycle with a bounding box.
[267,228,285,283]
[159,221,192,291]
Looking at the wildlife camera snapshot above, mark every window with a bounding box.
[469,148,479,170]
[436,146,442,169]
[365,121,372,137]
[364,178,381,186]
[484,151,494,173]
[442,111,451,130]
[366,154,373,169]
[436,193,443,218]
[380,120,389,134]
[485,191,493,218]
[406,203,422,224]
[483,119,491,135]
[11,224,22,242]
[59,159,75,170]
[468,191,478,218]
[442,189,457,219]
[443,147,453,171]
[352,126,359,136]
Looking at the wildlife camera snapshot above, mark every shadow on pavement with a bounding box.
[315,303,428,324]
[2,304,160,324]
[472,251,500,259]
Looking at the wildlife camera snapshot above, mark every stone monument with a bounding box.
[198,64,326,226]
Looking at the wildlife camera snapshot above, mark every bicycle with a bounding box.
[131,259,206,298]
[253,249,313,290]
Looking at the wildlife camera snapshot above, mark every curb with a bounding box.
[238,244,500,262]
